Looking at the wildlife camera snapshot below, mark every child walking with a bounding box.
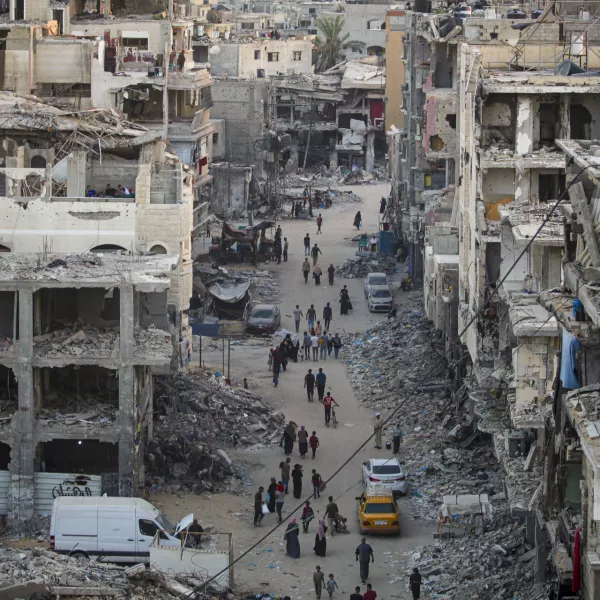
[326,574,338,599]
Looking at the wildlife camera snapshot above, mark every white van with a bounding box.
[50,496,192,564]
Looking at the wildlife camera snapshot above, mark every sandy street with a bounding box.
[153,183,435,600]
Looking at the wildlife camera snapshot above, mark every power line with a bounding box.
[185,163,593,595]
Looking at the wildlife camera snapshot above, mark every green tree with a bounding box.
[313,16,365,73]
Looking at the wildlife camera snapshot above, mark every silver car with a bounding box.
[367,286,393,312]
[362,458,407,495]
[364,272,388,298]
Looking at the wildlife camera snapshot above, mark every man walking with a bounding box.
[303,258,311,284]
[281,457,291,493]
[314,566,325,600]
[327,264,335,286]
[319,331,328,360]
[350,587,363,600]
[317,213,323,234]
[283,237,289,262]
[311,333,320,361]
[316,368,326,402]
[323,302,332,330]
[294,305,304,333]
[307,304,317,331]
[254,486,265,526]
[409,569,422,600]
[333,333,342,359]
[325,495,339,537]
[309,431,319,459]
[374,413,383,449]
[304,331,312,360]
[311,243,322,266]
[305,369,316,402]
[363,584,376,600]
[355,538,374,584]
[311,469,322,498]
[275,482,285,522]
[392,422,403,455]
[323,391,337,426]
[304,233,311,256]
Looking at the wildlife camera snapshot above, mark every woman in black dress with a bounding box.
[292,464,303,499]
[267,477,277,513]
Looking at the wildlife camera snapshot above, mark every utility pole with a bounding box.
[303,103,314,171]
[227,138,232,209]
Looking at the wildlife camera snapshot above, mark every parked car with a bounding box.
[356,489,400,535]
[362,457,407,495]
[50,496,189,564]
[245,303,281,334]
[364,272,388,298]
[367,286,393,312]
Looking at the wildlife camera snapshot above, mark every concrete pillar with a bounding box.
[329,149,338,170]
[516,97,534,155]
[515,170,530,204]
[9,289,35,521]
[66,151,87,197]
[289,145,299,172]
[118,285,135,495]
[135,165,152,205]
[365,131,375,172]
[559,96,570,139]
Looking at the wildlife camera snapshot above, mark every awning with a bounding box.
[208,281,250,303]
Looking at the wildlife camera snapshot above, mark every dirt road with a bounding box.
[154,184,435,600]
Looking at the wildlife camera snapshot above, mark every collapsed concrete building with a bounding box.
[396,0,600,596]
[0,252,178,521]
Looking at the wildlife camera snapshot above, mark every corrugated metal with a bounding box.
[34,473,102,516]
[0,471,10,515]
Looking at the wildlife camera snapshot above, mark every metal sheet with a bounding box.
[34,473,101,516]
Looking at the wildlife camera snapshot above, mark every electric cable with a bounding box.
[184,163,593,596]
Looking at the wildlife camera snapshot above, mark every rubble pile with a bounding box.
[197,266,280,304]
[37,402,118,425]
[148,373,285,492]
[0,546,231,600]
[342,303,503,521]
[403,506,539,600]
[282,164,389,188]
[33,325,119,357]
[336,254,398,278]
[134,326,173,361]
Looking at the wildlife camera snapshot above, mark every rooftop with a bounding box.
[499,204,564,245]
[556,139,600,186]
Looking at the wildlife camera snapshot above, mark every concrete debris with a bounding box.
[38,402,117,425]
[0,546,232,600]
[148,372,285,493]
[341,302,503,520]
[282,163,389,189]
[336,254,398,279]
[33,324,172,360]
[34,325,119,358]
[403,506,543,600]
[196,266,280,305]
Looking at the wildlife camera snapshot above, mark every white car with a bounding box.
[362,458,407,495]
[367,286,393,312]
[364,272,388,298]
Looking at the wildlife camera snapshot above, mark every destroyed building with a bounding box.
[0,94,198,348]
[271,57,386,172]
[399,0,600,596]
[0,252,178,521]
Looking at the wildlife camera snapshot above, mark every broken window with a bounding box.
[0,366,17,435]
[538,172,564,201]
[570,104,592,140]
[293,51,302,61]
[33,288,121,359]
[309,7,316,14]
[38,440,118,474]
[268,52,279,62]
[122,37,149,50]
[367,20,384,30]
[35,366,118,424]
[213,132,219,145]
[538,103,559,145]
[0,442,10,470]
[0,291,16,351]
[254,50,261,60]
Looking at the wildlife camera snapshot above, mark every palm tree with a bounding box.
[313,16,365,73]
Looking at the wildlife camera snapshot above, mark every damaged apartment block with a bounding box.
[0,253,178,521]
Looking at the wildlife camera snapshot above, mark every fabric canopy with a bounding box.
[208,281,250,303]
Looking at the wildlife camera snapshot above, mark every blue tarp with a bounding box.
[560,329,580,390]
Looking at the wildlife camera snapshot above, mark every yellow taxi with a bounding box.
[356,489,400,535]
